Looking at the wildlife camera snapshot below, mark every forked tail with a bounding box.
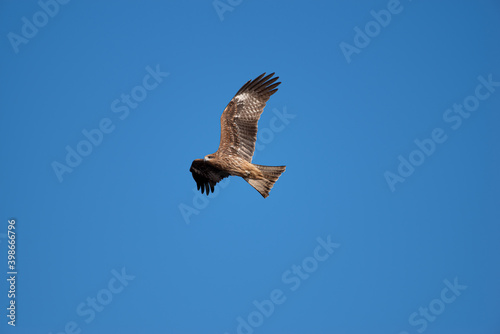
[245,164,286,198]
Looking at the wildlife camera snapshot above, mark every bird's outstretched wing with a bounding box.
[216,73,281,162]
[189,159,230,195]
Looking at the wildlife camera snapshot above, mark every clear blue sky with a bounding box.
[1,1,499,333]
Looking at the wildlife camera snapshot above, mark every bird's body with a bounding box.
[190,73,286,198]
[203,154,263,179]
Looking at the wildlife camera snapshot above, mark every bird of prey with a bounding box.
[190,72,286,198]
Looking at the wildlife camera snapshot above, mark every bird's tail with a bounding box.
[245,164,286,198]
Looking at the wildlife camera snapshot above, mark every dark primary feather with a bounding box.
[217,72,281,162]
[189,159,229,195]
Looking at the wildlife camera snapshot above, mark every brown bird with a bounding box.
[190,72,286,198]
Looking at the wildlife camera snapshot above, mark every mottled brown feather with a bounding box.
[216,73,281,162]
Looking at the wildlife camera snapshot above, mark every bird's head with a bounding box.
[204,154,215,161]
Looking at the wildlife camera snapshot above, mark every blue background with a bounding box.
[1,0,499,333]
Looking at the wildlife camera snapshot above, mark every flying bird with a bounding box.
[190,72,286,198]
